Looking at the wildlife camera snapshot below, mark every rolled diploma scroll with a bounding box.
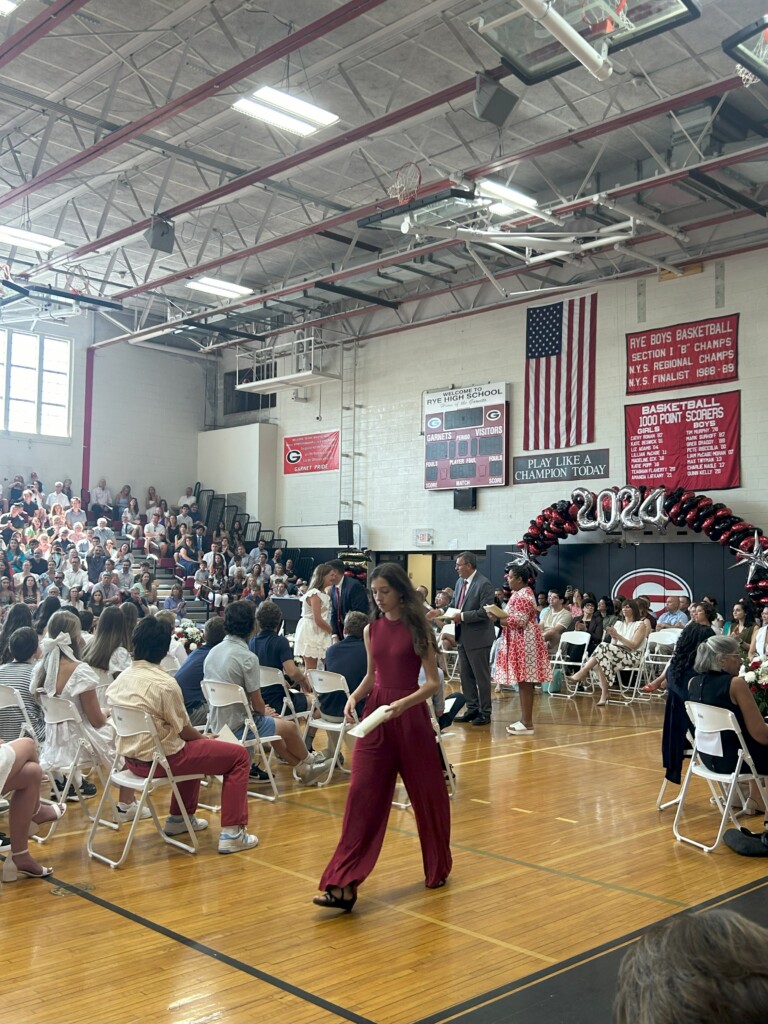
[347,704,391,738]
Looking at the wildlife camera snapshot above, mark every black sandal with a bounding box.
[312,887,357,912]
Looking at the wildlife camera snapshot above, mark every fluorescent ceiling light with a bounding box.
[0,1,19,15]
[187,277,253,299]
[233,87,338,136]
[489,202,518,217]
[0,225,65,250]
[232,98,318,136]
[477,179,538,209]
[253,86,338,127]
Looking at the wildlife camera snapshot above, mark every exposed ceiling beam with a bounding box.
[103,75,742,302]
[0,0,90,70]
[0,0,391,212]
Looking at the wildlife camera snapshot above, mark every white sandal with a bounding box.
[506,721,534,735]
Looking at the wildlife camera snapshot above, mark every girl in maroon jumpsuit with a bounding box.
[313,563,452,911]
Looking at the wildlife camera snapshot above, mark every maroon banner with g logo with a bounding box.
[625,391,740,490]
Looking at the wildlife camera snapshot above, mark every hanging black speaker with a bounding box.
[338,519,354,545]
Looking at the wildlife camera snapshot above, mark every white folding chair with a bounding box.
[201,680,284,801]
[549,631,591,698]
[607,639,648,705]
[657,728,694,811]
[641,630,680,694]
[438,625,460,682]
[673,701,768,852]
[305,669,358,786]
[393,700,456,807]
[87,704,206,869]
[0,683,39,742]
[258,665,312,728]
[37,693,116,842]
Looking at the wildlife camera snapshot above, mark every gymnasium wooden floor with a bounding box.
[3,690,767,1024]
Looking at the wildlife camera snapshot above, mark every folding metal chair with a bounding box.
[87,704,206,868]
[258,665,312,728]
[641,630,680,694]
[607,639,648,705]
[304,669,358,786]
[0,683,39,742]
[673,701,768,852]
[393,700,456,807]
[37,693,117,843]
[201,680,284,801]
[549,631,591,698]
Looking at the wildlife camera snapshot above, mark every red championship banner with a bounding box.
[625,391,740,491]
[283,431,340,475]
[626,313,739,394]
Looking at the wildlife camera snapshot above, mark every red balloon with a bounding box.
[702,514,717,534]
[715,508,733,519]
[739,537,754,552]
[568,503,579,520]
[536,515,545,526]
[563,521,578,535]
[719,529,734,545]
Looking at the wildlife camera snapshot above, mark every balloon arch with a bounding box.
[516,485,768,607]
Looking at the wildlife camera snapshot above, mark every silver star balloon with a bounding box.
[729,530,768,585]
[505,549,544,575]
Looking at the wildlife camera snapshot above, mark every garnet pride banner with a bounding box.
[625,391,740,491]
[283,431,340,474]
[626,314,738,395]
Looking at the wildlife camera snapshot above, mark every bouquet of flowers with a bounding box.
[174,618,204,653]
[744,657,768,716]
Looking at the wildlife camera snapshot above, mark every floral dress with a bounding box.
[494,587,552,686]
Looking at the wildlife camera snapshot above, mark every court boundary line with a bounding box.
[30,872,376,1024]
[409,874,768,1024]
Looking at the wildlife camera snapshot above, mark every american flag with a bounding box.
[523,292,597,451]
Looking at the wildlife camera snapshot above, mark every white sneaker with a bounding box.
[218,827,259,854]
[296,758,329,786]
[114,802,152,824]
[164,815,208,836]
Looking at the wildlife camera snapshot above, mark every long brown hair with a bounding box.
[369,562,433,659]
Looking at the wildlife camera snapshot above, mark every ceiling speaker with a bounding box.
[473,73,519,128]
[143,217,175,254]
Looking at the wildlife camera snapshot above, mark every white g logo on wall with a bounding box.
[286,449,302,465]
[611,569,691,616]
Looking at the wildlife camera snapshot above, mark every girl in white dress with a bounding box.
[0,737,65,881]
[32,610,143,820]
[294,563,333,670]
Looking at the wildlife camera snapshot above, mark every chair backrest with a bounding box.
[258,666,287,687]
[201,679,249,710]
[307,669,350,696]
[0,683,36,738]
[649,629,681,649]
[685,700,741,738]
[39,692,84,726]
[557,631,590,648]
[110,703,161,742]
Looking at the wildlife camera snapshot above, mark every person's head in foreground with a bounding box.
[613,908,768,1024]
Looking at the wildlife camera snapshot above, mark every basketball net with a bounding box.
[386,162,422,204]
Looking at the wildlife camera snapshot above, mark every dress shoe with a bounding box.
[455,711,478,723]
[471,715,490,726]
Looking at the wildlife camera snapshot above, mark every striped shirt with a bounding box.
[0,662,45,742]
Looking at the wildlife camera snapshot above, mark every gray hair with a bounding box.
[693,634,740,674]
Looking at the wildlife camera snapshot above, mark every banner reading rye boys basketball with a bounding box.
[424,382,508,490]
[283,430,340,475]
[626,313,739,395]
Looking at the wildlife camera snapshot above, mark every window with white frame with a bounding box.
[0,330,71,437]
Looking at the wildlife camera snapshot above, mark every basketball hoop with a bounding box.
[736,63,761,88]
[387,161,422,204]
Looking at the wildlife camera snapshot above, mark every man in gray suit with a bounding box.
[449,551,496,725]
